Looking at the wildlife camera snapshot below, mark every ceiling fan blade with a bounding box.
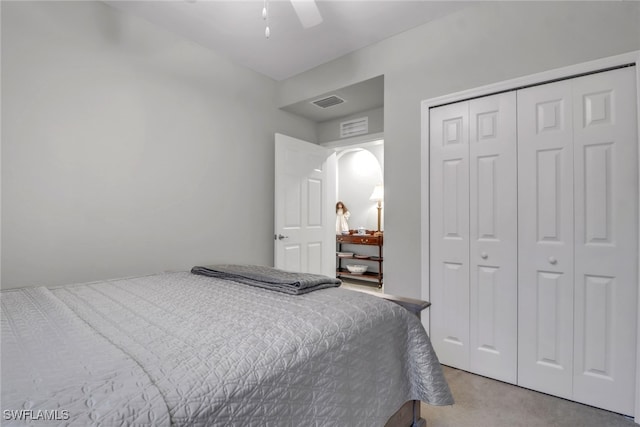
[290,0,323,29]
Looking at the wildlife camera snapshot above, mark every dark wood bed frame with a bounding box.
[385,400,425,427]
[348,288,431,427]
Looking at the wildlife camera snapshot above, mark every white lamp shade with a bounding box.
[369,184,384,202]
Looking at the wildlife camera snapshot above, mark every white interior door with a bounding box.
[517,79,575,399]
[518,67,638,415]
[430,101,471,371]
[571,67,638,415]
[274,133,336,277]
[468,92,518,384]
[425,56,640,418]
[430,93,518,382]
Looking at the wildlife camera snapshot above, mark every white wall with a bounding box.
[278,1,640,298]
[0,1,316,289]
[336,145,383,232]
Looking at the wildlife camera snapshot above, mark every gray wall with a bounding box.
[1,1,315,289]
[277,1,640,298]
[3,1,639,294]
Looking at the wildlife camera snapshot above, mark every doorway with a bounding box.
[329,138,384,291]
[278,75,385,288]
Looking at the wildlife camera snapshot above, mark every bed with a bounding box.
[1,266,453,426]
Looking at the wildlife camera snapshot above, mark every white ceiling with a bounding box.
[105,1,471,82]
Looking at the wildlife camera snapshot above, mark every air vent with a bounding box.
[340,117,369,138]
[312,95,345,109]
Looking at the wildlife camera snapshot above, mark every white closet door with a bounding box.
[430,101,470,370]
[468,93,518,383]
[572,67,638,415]
[517,80,575,399]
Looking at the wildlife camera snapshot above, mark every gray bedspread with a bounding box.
[1,287,171,426]
[2,271,453,426]
[191,264,341,294]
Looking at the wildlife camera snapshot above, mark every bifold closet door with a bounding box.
[518,66,638,415]
[571,67,638,415]
[468,93,518,383]
[430,101,470,370]
[517,79,575,399]
[430,93,517,382]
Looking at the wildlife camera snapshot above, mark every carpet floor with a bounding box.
[421,366,636,427]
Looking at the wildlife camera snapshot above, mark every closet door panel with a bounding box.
[469,92,518,383]
[517,80,574,399]
[430,102,471,370]
[572,67,638,415]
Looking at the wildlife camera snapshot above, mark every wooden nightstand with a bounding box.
[336,233,383,288]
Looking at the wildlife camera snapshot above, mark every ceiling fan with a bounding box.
[263,0,323,37]
[289,0,323,28]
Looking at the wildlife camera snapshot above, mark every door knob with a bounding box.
[548,257,557,265]
[275,234,289,240]
[480,252,488,259]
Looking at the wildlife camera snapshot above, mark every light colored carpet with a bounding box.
[422,366,636,427]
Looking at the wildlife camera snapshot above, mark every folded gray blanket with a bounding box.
[191,264,342,295]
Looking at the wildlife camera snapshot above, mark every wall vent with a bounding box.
[312,95,345,109]
[340,117,369,138]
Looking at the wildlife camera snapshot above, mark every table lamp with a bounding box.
[369,184,384,235]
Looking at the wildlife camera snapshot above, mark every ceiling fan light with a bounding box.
[265,26,271,38]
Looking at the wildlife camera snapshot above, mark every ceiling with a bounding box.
[104,1,472,123]
[281,75,384,122]
[104,1,470,82]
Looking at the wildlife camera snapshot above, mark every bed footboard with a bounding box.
[346,288,431,319]
[385,400,425,427]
